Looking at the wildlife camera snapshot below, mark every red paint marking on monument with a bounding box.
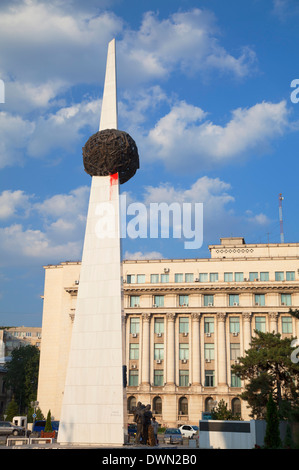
[110,173,118,199]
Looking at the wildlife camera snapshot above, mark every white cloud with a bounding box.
[124,250,163,260]
[145,99,290,172]
[0,190,32,219]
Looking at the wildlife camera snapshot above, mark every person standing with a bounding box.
[152,417,159,445]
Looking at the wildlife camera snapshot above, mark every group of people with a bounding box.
[133,402,159,446]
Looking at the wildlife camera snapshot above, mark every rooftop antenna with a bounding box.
[279,193,284,243]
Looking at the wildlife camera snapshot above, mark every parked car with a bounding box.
[32,420,59,435]
[0,421,25,436]
[163,427,183,444]
[128,424,137,437]
[179,424,198,438]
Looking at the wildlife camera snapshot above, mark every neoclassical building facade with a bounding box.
[37,237,299,426]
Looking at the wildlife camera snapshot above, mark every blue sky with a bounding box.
[0,0,299,326]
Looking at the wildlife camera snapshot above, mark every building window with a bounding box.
[154,370,164,386]
[249,272,258,281]
[205,370,215,387]
[175,273,183,283]
[229,317,240,334]
[179,397,188,415]
[179,295,189,306]
[224,272,233,282]
[127,396,136,413]
[179,344,189,360]
[231,372,241,387]
[230,343,240,360]
[154,295,164,307]
[205,397,215,412]
[129,343,139,360]
[260,272,269,281]
[137,274,145,283]
[204,295,214,307]
[204,343,214,360]
[130,296,140,307]
[179,371,189,387]
[229,294,239,306]
[204,317,214,334]
[281,294,292,306]
[154,343,164,360]
[154,318,164,335]
[199,273,208,282]
[286,271,295,281]
[130,318,140,335]
[210,272,218,282]
[151,274,159,283]
[153,396,162,415]
[255,316,266,332]
[161,273,169,283]
[129,370,138,386]
[185,273,194,283]
[232,398,241,417]
[235,272,244,282]
[275,271,284,281]
[255,294,265,306]
[127,274,135,284]
[282,316,292,333]
[179,317,189,334]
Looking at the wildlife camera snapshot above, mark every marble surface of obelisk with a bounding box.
[57,39,127,446]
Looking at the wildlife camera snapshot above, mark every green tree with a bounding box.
[264,393,281,448]
[4,397,19,421]
[4,345,40,414]
[211,399,241,420]
[232,330,299,419]
[44,410,53,432]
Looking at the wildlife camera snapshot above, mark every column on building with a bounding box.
[217,312,227,387]
[243,312,252,351]
[166,312,176,386]
[191,313,201,386]
[141,312,151,389]
[269,312,278,334]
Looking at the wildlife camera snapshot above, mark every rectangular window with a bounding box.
[179,370,189,387]
[154,295,164,307]
[185,273,194,282]
[154,318,164,334]
[175,273,183,283]
[230,343,240,360]
[204,317,214,334]
[249,272,258,281]
[255,294,265,306]
[204,295,214,307]
[179,317,189,334]
[179,295,189,306]
[199,273,208,282]
[255,316,266,332]
[282,316,292,333]
[204,370,215,387]
[179,343,189,360]
[286,271,295,281]
[127,274,135,284]
[229,317,240,334]
[204,343,214,360]
[154,343,164,360]
[154,370,164,386]
[129,370,138,386]
[281,294,291,306]
[130,296,140,307]
[161,273,169,283]
[151,274,159,283]
[229,294,239,306]
[235,272,244,282]
[275,271,284,281]
[210,272,218,282]
[260,272,269,281]
[137,274,145,283]
[129,343,139,360]
[231,372,241,387]
[224,272,233,282]
[130,318,140,334]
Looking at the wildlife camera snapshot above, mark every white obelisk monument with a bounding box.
[58,39,127,446]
